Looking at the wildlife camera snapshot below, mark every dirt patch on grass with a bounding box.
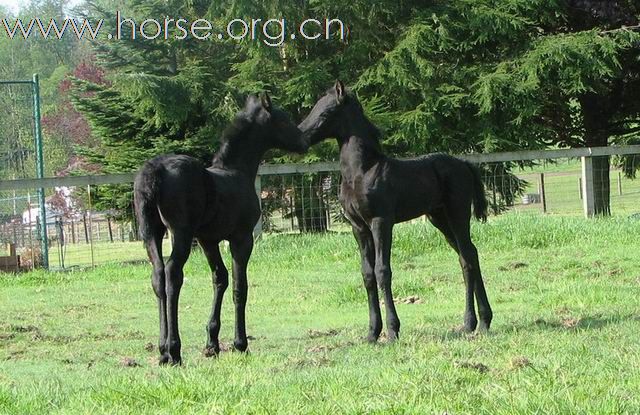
[509,356,532,370]
[9,324,41,333]
[455,360,489,374]
[202,342,232,357]
[306,345,333,353]
[307,329,339,339]
[561,317,581,329]
[291,355,332,368]
[120,357,141,367]
[398,295,423,304]
[498,262,528,271]
[0,333,16,341]
[534,316,582,329]
[144,342,155,352]
[555,306,571,315]
[607,268,622,277]
[382,295,424,305]
[3,349,26,360]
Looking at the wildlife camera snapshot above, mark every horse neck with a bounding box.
[212,142,266,178]
[338,134,385,177]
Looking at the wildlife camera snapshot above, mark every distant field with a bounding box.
[506,160,640,216]
[1,215,639,414]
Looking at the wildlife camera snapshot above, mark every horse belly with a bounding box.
[394,187,441,223]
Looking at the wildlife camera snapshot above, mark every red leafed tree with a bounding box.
[42,60,108,175]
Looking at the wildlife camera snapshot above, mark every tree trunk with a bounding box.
[592,156,611,216]
[580,92,616,216]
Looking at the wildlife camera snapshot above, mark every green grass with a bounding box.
[1,214,640,414]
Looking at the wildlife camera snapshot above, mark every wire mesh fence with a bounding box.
[260,171,347,234]
[481,155,640,216]
[1,148,640,272]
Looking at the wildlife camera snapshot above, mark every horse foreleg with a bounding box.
[371,218,400,341]
[200,239,228,356]
[353,225,382,343]
[230,235,253,352]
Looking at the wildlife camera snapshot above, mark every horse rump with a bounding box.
[133,157,166,242]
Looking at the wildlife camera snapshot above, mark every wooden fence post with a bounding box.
[87,185,95,267]
[578,178,583,200]
[538,173,547,214]
[617,172,623,196]
[581,156,595,218]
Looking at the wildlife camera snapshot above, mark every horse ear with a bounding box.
[261,92,272,113]
[335,80,346,103]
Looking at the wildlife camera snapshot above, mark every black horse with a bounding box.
[298,81,493,342]
[134,94,304,365]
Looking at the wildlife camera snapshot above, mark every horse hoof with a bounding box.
[477,321,490,333]
[159,354,182,366]
[203,347,220,358]
[365,334,379,344]
[386,331,399,342]
[462,316,478,333]
[158,354,170,365]
[233,340,249,353]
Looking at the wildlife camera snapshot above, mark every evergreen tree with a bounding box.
[357,0,640,215]
[68,0,640,220]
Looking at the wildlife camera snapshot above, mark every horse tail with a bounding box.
[133,158,165,242]
[466,161,488,222]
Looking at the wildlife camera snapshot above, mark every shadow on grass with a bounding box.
[527,313,638,331]
[408,312,639,343]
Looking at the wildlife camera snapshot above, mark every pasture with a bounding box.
[1,214,639,414]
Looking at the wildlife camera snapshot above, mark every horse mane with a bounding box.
[346,91,383,150]
[211,112,251,166]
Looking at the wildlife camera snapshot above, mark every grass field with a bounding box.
[1,214,640,414]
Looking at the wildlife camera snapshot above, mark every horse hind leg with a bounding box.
[429,210,486,332]
[163,230,193,365]
[143,224,170,364]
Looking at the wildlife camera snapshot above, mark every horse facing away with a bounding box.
[298,81,493,342]
[134,94,305,365]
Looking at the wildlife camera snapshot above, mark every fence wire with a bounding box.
[481,155,640,216]
[1,153,640,271]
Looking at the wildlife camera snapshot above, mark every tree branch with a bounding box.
[600,24,640,35]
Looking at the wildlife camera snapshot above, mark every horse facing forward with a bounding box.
[298,81,493,342]
[134,94,305,365]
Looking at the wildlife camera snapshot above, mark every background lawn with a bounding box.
[1,214,639,414]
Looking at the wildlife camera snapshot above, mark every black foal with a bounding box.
[298,81,493,342]
[134,94,305,364]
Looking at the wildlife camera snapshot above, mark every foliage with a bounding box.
[3,0,640,218]
[0,0,92,179]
